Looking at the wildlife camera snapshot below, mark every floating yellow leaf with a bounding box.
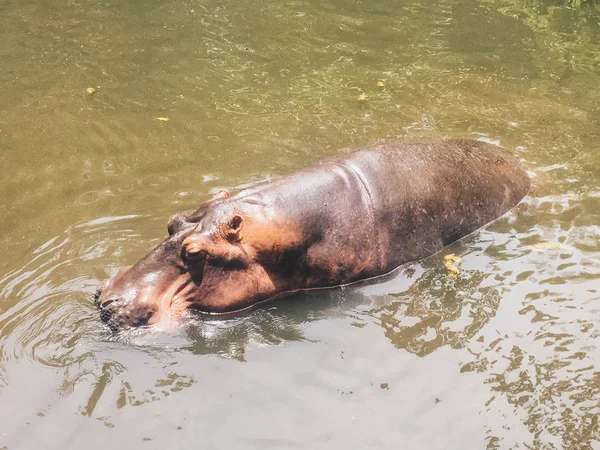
[357,93,368,101]
[531,242,564,252]
[377,81,385,87]
[86,87,96,95]
[444,254,462,263]
[444,254,462,276]
[155,117,170,122]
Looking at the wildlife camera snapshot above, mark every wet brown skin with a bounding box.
[95,139,530,330]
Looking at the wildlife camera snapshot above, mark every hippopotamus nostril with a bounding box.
[96,293,120,309]
[168,213,189,236]
[100,298,117,309]
[95,293,124,328]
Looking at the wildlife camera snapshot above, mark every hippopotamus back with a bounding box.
[236,139,530,288]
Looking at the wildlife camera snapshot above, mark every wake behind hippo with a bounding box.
[95,139,530,330]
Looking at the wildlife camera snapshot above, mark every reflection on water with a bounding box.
[1,0,600,448]
[376,261,500,357]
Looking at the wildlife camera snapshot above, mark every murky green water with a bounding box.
[1,0,599,448]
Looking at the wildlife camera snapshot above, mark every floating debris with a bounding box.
[357,93,368,101]
[155,117,170,122]
[377,81,385,87]
[444,254,462,276]
[531,242,565,252]
[86,87,96,95]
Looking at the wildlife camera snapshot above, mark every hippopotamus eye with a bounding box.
[182,236,207,261]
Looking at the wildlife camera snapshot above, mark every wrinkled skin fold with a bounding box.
[95,140,530,331]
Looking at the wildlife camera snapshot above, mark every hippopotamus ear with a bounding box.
[225,215,243,242]
[167,213,189,236]
[211,190,230,201]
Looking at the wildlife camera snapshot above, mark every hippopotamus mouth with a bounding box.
[94,268,196,330]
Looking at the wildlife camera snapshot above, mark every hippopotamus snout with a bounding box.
[96,293,125,327]
[96,294,156,329]
[95,266,160,330]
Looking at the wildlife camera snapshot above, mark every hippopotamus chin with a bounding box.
[95,139,530,331]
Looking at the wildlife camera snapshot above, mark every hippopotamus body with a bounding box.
[96,139,530,330]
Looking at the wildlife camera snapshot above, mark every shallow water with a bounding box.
[1,0,599,448]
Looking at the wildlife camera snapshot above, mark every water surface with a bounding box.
[1,0,599,448]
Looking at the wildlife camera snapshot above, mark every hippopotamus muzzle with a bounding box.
[95,267,164,329]
[95,246,205,331]
[95,140,530,331]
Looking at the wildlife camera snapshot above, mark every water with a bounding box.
[1,0,599,448]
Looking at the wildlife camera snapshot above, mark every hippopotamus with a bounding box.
[95,139,530,330]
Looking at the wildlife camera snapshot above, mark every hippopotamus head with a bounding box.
[95,189,300,331]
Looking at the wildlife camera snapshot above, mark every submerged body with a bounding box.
[95,140,530,330]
